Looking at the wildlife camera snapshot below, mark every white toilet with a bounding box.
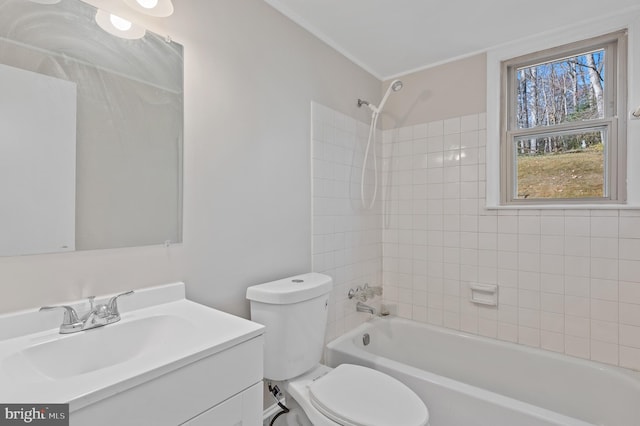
[246,272,429,426]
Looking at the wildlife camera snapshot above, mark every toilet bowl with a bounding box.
[246,273,429,426]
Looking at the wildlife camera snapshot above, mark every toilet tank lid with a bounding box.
[246,273,333,304]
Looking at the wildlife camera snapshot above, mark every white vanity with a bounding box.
[0,283,265,425]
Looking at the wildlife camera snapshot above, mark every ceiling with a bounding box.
[264,0,640,80]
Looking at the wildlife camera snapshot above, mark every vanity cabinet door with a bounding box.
[182,382,262,426]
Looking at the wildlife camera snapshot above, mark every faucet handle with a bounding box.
[348,286,367,301]
[107,290,134,316]
[39,305,83,333]
[348,284,382,302]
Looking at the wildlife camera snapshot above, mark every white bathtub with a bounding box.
[326,317,640,426]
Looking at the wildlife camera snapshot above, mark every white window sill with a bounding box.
[485,204,640,210]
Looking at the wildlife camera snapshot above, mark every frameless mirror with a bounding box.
[0,0,183,256]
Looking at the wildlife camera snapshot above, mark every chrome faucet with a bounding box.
[356,301,376,315]
[348,283,382,302]
[40,290,134,334]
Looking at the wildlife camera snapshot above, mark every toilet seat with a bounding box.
[307,364,429,426]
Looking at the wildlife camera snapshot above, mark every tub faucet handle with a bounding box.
[348,286,367,301]
[349,283,383,302]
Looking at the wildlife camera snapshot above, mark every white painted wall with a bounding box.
[0,0,379,316]
[381,54,486,130]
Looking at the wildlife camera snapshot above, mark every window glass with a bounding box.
[500,31,626,205]
[512,127,606,199]
[515,49,605,129]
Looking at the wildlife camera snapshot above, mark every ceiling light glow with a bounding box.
[123,0,173,17]
[136,0,159,9]
[109,14,132,31]
[95,9,145,40]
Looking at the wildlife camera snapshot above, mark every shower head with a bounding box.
[357,79,404,114]
[376,79,403,113]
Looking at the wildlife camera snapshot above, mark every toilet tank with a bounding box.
[246,273,333,381]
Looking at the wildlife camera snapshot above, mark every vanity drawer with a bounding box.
[181,382,262,426]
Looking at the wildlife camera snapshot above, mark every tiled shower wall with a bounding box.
[312,103,640,371]
[311,102,383,343]
[381,113,640,370]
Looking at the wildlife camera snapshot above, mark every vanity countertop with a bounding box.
[0,283,264,411]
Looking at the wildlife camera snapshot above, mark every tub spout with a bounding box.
[356,301,375,315]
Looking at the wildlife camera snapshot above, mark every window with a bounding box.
[500,31,627,205]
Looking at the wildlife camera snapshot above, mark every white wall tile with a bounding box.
[461,131,479,149]
[518,326,540,347]
[413,123,428,139]
[428,120,444,137]
[620,281,640,304]
[565,236,590,257]
[565,295,589,317]
[620,324,640,348]
[620,260,640,283]
[565,216,590,236]
[590,258,618,281]
[460,114,479,132]
[590,278,618,301]
[591,319,618,344]
[540,216,565,235]
[565,336,590,359]
[541,293,565,314]
[313,105,383,341]
[620,238,640,260]
[591,299,618,322]
[443,117,461,135]
[620,303,640,326]
[376,113,640,371]
[590,237,619,259]
[590,216,618,238]
[619,217,640,239]
[519,216,541,234]
[620,346,640,370]
[498,216,519,234]
[541,330,565,353]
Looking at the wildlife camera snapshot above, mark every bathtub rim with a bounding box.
[326,315,640,384]
[326,316,640,426]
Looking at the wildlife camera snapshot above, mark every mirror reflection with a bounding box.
[0,0,183,256]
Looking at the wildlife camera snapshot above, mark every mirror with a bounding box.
[0,0,183,256]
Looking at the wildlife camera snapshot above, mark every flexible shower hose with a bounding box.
[361,110,379,210]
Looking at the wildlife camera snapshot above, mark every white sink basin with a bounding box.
[0,282,264,413]
[18,315,196,379]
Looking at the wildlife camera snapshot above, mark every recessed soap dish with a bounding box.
[470,283,498,306]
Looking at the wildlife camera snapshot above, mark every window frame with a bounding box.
[499,30,628,205]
